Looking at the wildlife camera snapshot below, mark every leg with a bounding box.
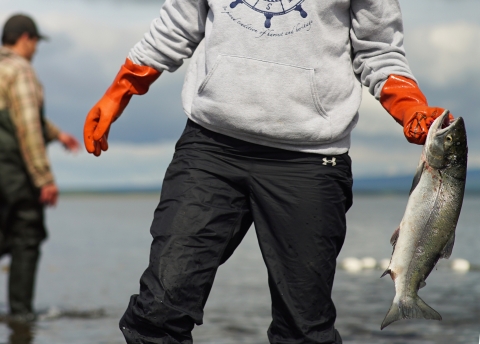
[120,122,253,344]
[249,152,352,344]
[8,199,46,318]
[0,112,46,319]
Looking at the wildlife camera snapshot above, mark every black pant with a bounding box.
[120,120,352,344]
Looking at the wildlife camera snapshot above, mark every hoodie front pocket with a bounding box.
[193,55,332,145]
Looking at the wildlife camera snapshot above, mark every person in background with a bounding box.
[84,0,452,342]
[0,14,79,322]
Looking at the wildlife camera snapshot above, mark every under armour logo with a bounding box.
[322,157,336,166]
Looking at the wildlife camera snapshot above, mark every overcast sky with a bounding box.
[1,0,479,189]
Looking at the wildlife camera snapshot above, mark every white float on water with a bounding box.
[341,257,363,272]
[451,258,470,272]
[361,257,377,269]
[339,257,475,272]
[379,259,390,271]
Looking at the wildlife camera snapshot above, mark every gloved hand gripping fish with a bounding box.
[381,110,468,330]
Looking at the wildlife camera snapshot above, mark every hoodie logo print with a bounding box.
[230,0,308,28]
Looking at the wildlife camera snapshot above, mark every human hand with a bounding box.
[58,132,80,152]
[83,96,122,156]
[403,107,454,145]
[83,58,161,157]
[39,183,58,206]
[380,75,454,145]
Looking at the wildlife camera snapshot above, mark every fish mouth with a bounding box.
[427,110,465,141]
[430,110,451,134]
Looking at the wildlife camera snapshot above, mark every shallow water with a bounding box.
[0,193,478,343]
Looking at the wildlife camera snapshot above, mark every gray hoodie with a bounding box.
[128,0,415,154]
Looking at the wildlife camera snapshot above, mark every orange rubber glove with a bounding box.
[380,75,453,145]
[84,58,161,156]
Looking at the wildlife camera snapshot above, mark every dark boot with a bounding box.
[334,329,342,344]
[8,244,40,318]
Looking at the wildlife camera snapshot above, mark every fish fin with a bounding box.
[390,227,400,247]
[440,233,456,259]
[381,296,442,330]
[380,269,391,278]
[409,160,425,195]
[413,296,442,321]
[381,302,401,330]
[419,280,426,289]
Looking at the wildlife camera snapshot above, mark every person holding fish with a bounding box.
[83,0,454,342]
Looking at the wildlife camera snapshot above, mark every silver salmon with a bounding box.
[381,110,467,330]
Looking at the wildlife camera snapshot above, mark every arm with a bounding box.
[44,118,61,142]
[84,0,208,156]
[83,59,161,156]
[350,0,450,144]
[45,118,80,152]
[128,0,208,71]
[9,64,55,188]
[350,0,413,98]
[379,75,452,144]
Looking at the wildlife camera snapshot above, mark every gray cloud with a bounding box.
[4,0,478,185]
[32,10,189,143]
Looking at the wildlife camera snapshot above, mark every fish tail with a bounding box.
[415,296,442,321]
[381,296,442,330]
[381,302,401,330]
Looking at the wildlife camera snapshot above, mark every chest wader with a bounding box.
[0,108,47,317]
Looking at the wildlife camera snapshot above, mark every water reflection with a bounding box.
[0,308,107,344]
[6,321,34,344]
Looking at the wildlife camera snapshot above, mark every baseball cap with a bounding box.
[2,14,48,41]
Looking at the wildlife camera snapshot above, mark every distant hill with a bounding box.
[354,169,480,194]
[61,170,480,195]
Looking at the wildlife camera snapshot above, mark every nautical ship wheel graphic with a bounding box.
[230,0,308,28]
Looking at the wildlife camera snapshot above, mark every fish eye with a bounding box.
[446,135,453,143]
